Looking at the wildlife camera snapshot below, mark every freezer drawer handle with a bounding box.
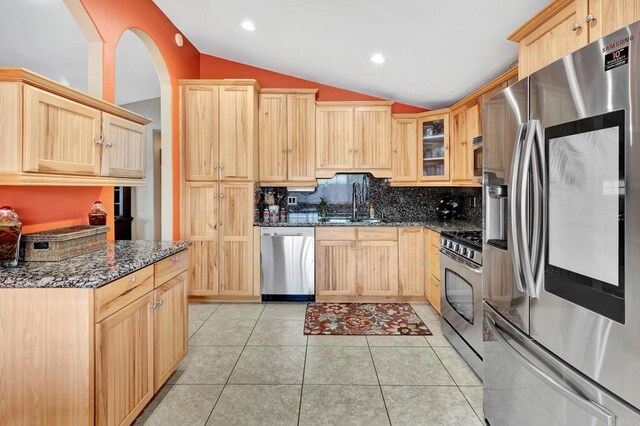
[486,315,616,426]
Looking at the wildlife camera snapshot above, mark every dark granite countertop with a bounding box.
[0,240,191,289]
[254,220,480,233]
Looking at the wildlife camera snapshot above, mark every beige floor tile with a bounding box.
[209,303,265,320]
[189,303,219,321]
[433,346,482,386]
[261,303,309,320]
[189,319,256,346]
[228,345,306,384]
[299,385,390,426]
[169,346,243,385]
[382,385,482,426]
[371,346,454,386]
[307,335,368,346]
[206,385,300,426]
[188,320,205,339]
[460,386,484,421]
[304,346,378,385]
[366,335,429,347]
[247,319,307,346]
[135,384,222,426]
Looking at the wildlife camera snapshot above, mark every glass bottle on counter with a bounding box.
[88,200,107,226]
[0,206,22,267]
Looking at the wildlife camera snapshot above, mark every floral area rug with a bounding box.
[304,303,432,335]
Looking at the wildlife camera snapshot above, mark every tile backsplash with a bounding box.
[257,174,482,226]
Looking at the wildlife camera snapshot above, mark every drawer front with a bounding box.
[429,230,441,248]
[316,227,356,241]
[430,245,440,280]
[357,227,398,241]
[430,276,441,313]
[94,265,154,322]
[155,250,189,287]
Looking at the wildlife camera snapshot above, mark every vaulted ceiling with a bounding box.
[153,0,547,108]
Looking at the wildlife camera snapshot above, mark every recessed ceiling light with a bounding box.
[241,20,256,31]
[370,53,385,64]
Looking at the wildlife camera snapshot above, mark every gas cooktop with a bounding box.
[440,230,483,266]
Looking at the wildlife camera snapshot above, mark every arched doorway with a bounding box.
[114,29,173,240]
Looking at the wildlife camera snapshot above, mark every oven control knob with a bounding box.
[448,241,454,249]
[468,250,475,258]
[453,243,460,251]
[461,247,468,256]
[441,238,446,246]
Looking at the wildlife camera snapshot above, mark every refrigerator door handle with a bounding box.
[530,120,546,298]
[509,122,528,293]
[486,313,616,426]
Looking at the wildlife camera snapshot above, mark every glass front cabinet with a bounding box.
[418,113,450,181]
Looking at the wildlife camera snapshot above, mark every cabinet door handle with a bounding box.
[220,194,225,198]
[571,22,582,31]
[130,276,137,283]
[348,148,353,153]
[282,148,287,152]
[149,302,157,310]
[288,148,292,152]
[105,142,113,148]
[95,138,104,146]
[158,299,164,306]
[585,14,596,23]
[173,255,180,263]
[214,193,218,198]
[354,148,359,152]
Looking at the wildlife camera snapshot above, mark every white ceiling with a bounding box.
[115,30,161,106]
[153,0,547,109]
[0,0,88,93]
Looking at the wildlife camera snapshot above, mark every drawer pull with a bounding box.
[150,302,157,310]
[571,22,582,31]
[130,276,137,283]
[585,14,596,23]
[173,255,180,263]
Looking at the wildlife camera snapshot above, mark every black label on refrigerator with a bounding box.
[605,46,628,71]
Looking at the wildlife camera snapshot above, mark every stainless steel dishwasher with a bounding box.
[260,227,315,301]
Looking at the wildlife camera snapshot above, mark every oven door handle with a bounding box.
[439,249,482,274]
[485,313,616,426]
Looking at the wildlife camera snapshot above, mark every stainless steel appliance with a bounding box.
[440,230,483,379]
[472,135,483,184]
[483,22,640,425]
[260,227,315,301]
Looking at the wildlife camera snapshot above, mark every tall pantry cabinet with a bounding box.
[180,80,260,301]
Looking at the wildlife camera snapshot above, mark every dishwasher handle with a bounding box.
[260,227,315,237]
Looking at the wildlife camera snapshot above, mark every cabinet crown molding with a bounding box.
[178,78,261,91]
[0,67,151,125]
[508,0,575,41]
[260,88,318,95]
[316,100,394,106]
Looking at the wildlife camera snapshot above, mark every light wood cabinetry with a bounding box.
[316,239,358,297]
[259,89,317,186]
[510,0,640,78]
[398,227,425,297]
[182,85,219,181]
[425,229,442,314]
[0,68,150,186]
[95,292,155,426]
[449,106,468,182]
[316,102,392,178]
[219,85,258,181]
[357,228,398,297]
[418,111,450,182]
[391,117,418,182]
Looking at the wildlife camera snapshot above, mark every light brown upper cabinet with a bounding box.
[465,102,480,181]
[0,69,150,186]
[391,117,418,182]
[449,106,467,183]
[418,111,450,183]
[259,89,317,186]
[316,102,392,178]
[180,80,259,182]
[511,0,640,78]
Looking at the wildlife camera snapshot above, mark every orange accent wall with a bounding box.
[200,54,427,115]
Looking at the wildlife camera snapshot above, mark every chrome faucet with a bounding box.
[352,182,361,221]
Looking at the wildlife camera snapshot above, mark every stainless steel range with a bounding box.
[439,230,483,379]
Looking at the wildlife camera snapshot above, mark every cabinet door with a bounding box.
[465,103,480,181]
[418,113,450,181]
[398,228,425,296]
[23,85,102,175]
[184,182,219,296]
[219,86,256,181]
[316,240,357,296]
[588,0,640,39]
[259,93,287,183]
[182,85,219,181]
[450,106,468,182]
[101,113,146,178]
[354,106,392,174]
[287,93,316,183]
[518,0,589,78]
[391,118,418,183]
[95,292,154,426]
[154,272,188,391]
[219,182,254,296]
[316,106,354,172]
[357,240,399,297]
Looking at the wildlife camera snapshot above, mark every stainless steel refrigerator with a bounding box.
[483,22,640,425]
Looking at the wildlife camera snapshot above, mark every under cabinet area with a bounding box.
[0,247,189,425]
[0,68,151,186]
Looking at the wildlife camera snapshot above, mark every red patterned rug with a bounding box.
[304,303,432,335]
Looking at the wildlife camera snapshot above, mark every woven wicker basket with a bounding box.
[21,225,110,262]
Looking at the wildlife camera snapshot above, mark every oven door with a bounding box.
[439,249,483,357]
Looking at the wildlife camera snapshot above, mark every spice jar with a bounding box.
[0,206,22,267]
[88,200,107,226]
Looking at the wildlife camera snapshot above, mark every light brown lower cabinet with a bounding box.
[0,249,189,425]
[398,227,425,296]
[425,230,442,314]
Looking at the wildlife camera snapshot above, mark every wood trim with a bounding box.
[259,180,317,188]
[0,172,148,186]
[178,79,261,91]
[260,88,319,95]
[188,295,262,303]
[392,107,451,120]
[450,67,519,110]
[389,181,481,188]
[94,266,155,323]
[508,0,576,41]
[253,227,261,297]
[0,68,151,125]
[316,100,394,106]
[154,250,189,287]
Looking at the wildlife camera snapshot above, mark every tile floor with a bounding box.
[135,302,483,426]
